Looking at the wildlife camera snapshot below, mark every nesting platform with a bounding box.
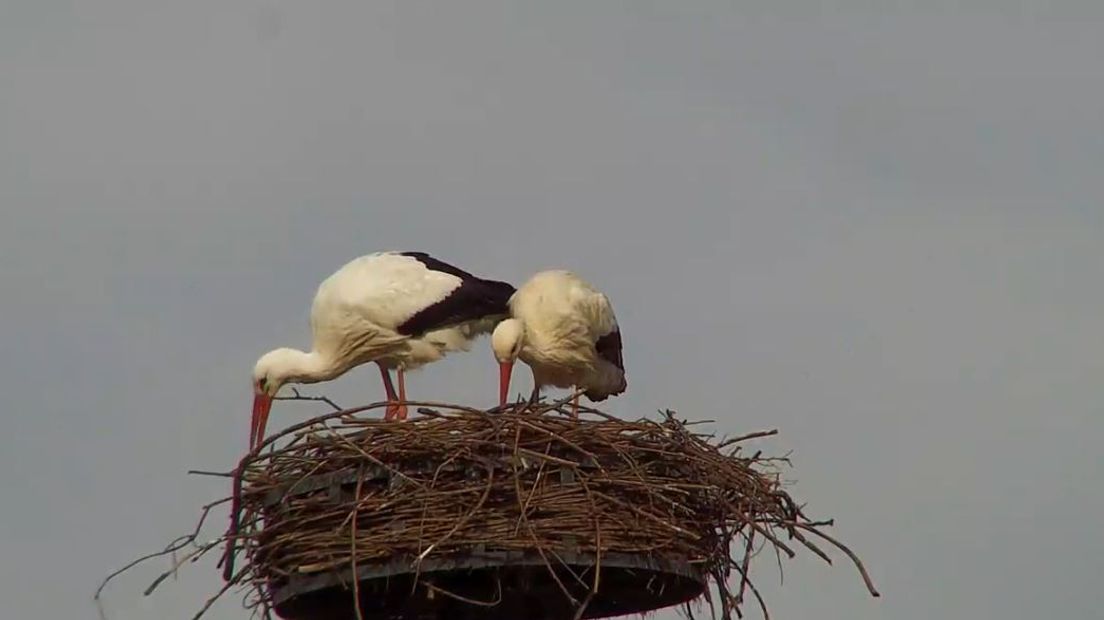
[257,462,706,620]
[271,549,703,620]
[221,400,877,620]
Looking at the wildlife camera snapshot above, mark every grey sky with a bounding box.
[2,2,1102,618]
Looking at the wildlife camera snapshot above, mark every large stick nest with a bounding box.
[95,396,878,620]
[220,397,878,619]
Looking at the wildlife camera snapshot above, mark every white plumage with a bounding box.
[250,251,514,449]
[491,270,626,416]
[306,254,495,369]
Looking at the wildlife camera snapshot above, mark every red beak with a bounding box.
[498,360,514,407]
[251,393,273,450]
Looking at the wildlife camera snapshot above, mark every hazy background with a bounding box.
[2,2,1102,618]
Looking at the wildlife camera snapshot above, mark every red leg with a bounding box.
[396,367,409,420]
[571,392,580,420]
[378,362,401,420]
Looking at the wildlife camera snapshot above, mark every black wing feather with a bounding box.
[587,326,626,401]
[594,328,624,372]
[395,252,516,336]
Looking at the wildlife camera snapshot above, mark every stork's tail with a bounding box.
[584,368,627,402]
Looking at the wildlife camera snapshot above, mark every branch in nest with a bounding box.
[95,497,233,620]
[274,388,343,411]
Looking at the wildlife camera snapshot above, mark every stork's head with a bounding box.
[249,348,296,450]
[491,319,525,406]
[253,348,304,395]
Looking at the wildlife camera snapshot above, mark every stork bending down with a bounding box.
[491,270,626,418]
[249,251,514,449]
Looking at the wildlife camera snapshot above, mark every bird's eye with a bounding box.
[257,378,267,391]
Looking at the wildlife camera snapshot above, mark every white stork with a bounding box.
[250,251,515,449]
[491,270,626,417]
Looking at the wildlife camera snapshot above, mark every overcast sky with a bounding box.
[2,2,1102,619]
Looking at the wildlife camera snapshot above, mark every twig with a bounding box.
[143,540,221,595]
[275,388,343,412]
[187,470,236,478]
[718,429,779,449]
[350,466,365,620]
[190,576,239,620]
[423,579,502,607]
[414,464,495,564]
[793,524,881,597]
[95,497,229,619]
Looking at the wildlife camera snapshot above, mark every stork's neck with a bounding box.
[268,348,349,385]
